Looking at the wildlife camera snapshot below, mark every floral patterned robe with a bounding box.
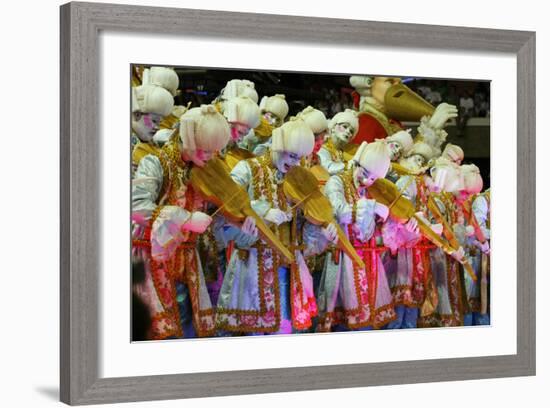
[215,154,326,333]
[319,170,396,331]
[132,140,215,339]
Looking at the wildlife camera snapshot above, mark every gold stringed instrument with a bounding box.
[309,165,330,186]
[342,143,359,163]
[425,194,477,282]
[367,177,476,282]
[283,166,365,269]
[390,162,427,177]
[189,157,294,264]
[223,147,255,171]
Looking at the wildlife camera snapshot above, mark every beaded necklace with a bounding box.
[339,169,358,225]
[157,138,191,206]
[322,139,345,163]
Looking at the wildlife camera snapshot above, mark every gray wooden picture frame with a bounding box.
[60,1,536,405]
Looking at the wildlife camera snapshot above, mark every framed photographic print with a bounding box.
[60,1,535,405]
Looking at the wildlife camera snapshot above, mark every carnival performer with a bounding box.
[140,66,184,142]
[294,106,329,166]
[440,143,464,166]
[468,186,491,324]
[417,160,468,327]
[213,78,259,106]
[258,106,328,165]
[385,130,414,163]
[244,94,289,154]
[216,120,339,335]
[218,96,261,169]
[317,109,359,176]
[382,141,437,329]
[142,66,180,98]
[383,129,415,182]
[131,104,230,340]
[318,141,396,331]
[197,96,261,304]
[453,164,490,325]
[285,106,330,301]
[131,84,174,174]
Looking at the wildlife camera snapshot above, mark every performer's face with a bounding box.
[354,166,378,187]
[400,154,426,172]
[455,189,471,202]
[446,152,463,165]
[274,151,301,174]
[184,148,214,168]
[429,165,463,193]
[230,123,251,143]
[313,131,327,154]
[263,111,282,127]
[132,112,162,142]
[331,122,354,145]
[371,77,401,107]
[386,141,403,161]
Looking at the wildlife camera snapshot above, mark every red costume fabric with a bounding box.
[350,91,403,144]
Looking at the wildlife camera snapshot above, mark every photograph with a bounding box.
[54,1,537,405]
[130,65,491,341]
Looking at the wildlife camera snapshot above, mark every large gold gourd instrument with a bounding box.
[282,166,365,269]
[384,83,435,122]
[189,157,294,264]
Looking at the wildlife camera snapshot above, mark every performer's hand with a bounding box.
[404,217,419,234]
[431,223,444,236]
[428,103,458,129]
[264,208,291,226]
[474,240,491,255]
[354,166,376,187]
[374,202,389,221]
[322,223,339,244]
[182,211,212,233]
[241,216,258,239]
[450,246,466,262]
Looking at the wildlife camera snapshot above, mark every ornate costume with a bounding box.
[131,105,230,339]
[216,121,331,334]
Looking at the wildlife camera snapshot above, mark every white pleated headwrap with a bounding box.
[223,96,261,129]
[179,105,230,152]
[329,109,359,137]
[386,129,414,155]
[441,143,465,163]
[142,67,179,96]
[352,141,391,179]
[407,141,435,162]
[271,120,314,157]
[259,94,289,121]
[430,161,463,193]
[461,164,483,194]
[295,106,328,134]
[221,79,259,103]
[131,85,174,117]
